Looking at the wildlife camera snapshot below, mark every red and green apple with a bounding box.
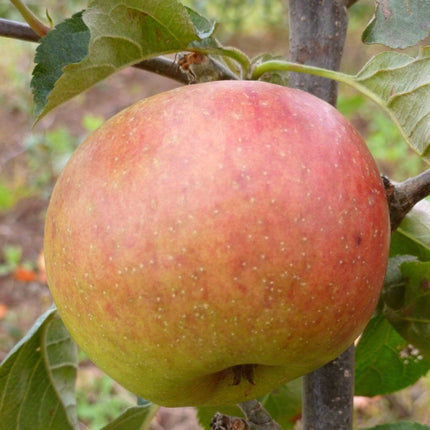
[44,80,390,407]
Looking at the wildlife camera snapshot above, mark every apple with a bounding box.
[44,80,390,407]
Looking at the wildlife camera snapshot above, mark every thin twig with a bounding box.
[0,18,238,84]
[383,169,430,232]
[0,17,39,42]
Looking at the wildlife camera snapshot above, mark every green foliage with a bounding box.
[99,402,159,430]
[32,0,222,120]
[0,308,78,430]
[0,179,33,213]
[362,0,430,49]
[0,245,22,276]
[391,201,430,260]
[0,180,15,211]
[356,200,430,398]
[25,126,80,183]
[77,374,135,429]
[183,0,286,35]
[32,11,90,117]
[384,260,430,360]
[338,95,427,180]
[258,378,302,429]
[352,47,430,161]
[355,312,430,397]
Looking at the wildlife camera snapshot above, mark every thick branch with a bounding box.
[0,17,39,42]
[287,1,353,429]
[384,169,430,232]
[288,0,348,105]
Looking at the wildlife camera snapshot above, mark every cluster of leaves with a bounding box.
[0,0,430,429]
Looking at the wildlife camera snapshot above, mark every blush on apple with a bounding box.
[44,80,390,407]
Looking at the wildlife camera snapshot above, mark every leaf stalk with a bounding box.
[252,60,423,158]
[9,0,50,37]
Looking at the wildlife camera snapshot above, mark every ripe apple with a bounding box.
[44,80,390,407]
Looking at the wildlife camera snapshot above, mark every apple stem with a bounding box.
[9,0,51,37]
[383,169,430,231]
[194,46,251,76]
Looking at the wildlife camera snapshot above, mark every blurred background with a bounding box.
[0,1,429,429]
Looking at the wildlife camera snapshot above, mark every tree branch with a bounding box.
[287,1,354,429]
[384,169,430,232]
[287,0,348,105]
[0,18,238,84]
[0,17,39,42]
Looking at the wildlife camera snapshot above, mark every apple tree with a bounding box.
[0,1,430,429]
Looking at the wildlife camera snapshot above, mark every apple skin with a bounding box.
[44,80,390,407]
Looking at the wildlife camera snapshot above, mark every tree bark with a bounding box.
[288,0,348,105]
[287,1,353,429]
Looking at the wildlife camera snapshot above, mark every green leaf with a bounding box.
[355,312,430,396]
[391,200,430,260]
[382,256,417,311]
[31,11,90,117]
[101,403,159,430]
[185,6,216,39]
[34,0,206,120]
[384,260,430,359]
[259,378,302,429]
[362,421,430,430]
[362,0,430,49]
[0,307,78,429]
[353,47,430,160]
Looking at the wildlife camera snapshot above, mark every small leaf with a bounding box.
[101,403,159,430]
[353,47,430,161]
[35,0,202,120]
[259,378,302,429]
[185,6,216,39]
[0,307,78,429]
[362,421,430,430]
[391,200,430,260]
[362,0,430,49]
[382,256,417,310]
[355,312,430,396]
[31,11,90,117]
[384,260,430,359]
